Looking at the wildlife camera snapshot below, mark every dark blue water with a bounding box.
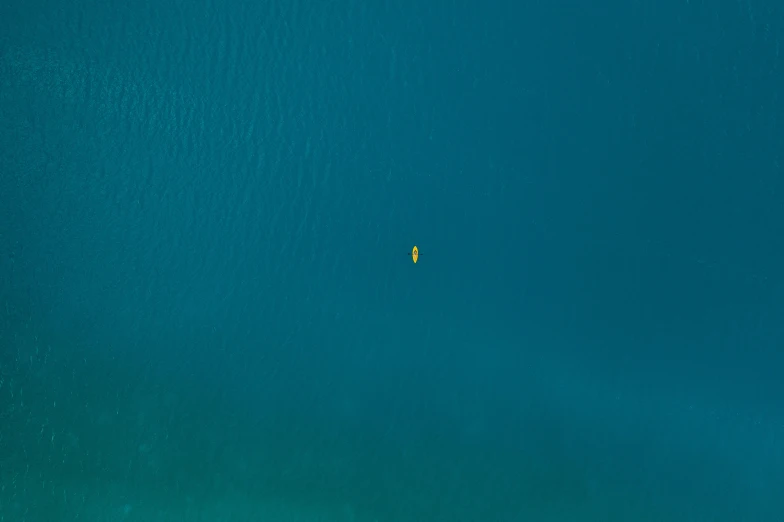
[2,0,783,520]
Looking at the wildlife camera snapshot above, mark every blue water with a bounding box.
[2,0,783,520]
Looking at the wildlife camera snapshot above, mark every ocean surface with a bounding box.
[1,0,784,520]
